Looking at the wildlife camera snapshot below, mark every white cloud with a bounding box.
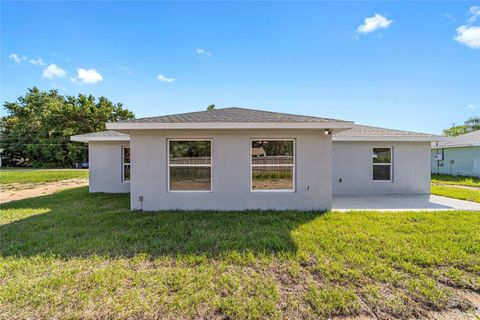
[195,48,212,57]
[454,25,480,48]
[76,68,103,84]
[468,104,478,109]
[9,53,26,64]
[468,5,480,23]
[29,58,46,66]
[357,14,393,34]
[157,74,175,82]
[42,64,66,79]
[9,53,48,66]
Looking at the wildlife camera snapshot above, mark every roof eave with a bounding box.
[70,136,130,143]
[333,136,441,142]
[106,121,354,130]
[432,143,480,149]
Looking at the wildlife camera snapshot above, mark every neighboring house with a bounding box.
[71,107,439,211]
[431,130,480,177]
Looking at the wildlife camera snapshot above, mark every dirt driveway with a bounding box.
[0,178,88,204]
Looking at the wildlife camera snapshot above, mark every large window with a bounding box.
[373,147,392,182]
[122,147,130,182]
[251,139,295,191]
[168,140,212,192]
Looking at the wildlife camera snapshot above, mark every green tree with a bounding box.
[206,104,216,111]
[443,117,480,137]
[465,116,480,131]
[0,87,134,167]
[443,125,470,137]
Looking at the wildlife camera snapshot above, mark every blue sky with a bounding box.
[1,1,479,134]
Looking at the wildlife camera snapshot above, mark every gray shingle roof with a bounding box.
[432,130,480,148]
[72,130,129,138]
[334,125,439,139]
[115,107,349,123]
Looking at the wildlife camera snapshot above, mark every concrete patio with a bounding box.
[332,194,480,211]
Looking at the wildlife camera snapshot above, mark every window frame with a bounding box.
[372,147,393,183]
[167,138,213,193]
[250,138,296,193]
[122,146,130,183]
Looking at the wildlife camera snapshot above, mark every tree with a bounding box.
[443,116,480,137]
[443,125,469,137]
[0,87,134,167]
[206,104,216,111]
[465,116,480,131]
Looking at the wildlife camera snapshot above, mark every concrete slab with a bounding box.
[332,194,480,211]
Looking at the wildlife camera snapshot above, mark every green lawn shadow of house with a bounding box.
[0,187,324,259]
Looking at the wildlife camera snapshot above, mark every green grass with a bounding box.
[432,185,480,203]
[432,174,480,188]
[1,188,479,319]
[0,169,88,184]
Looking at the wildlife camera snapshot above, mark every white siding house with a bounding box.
[71,108,439,211]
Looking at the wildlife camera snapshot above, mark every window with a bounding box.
[373,147,392,182]
[251,139,295,191]
[122,146,130,182]
[168,140,212,192]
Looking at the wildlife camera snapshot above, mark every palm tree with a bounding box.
[465,117,480,131]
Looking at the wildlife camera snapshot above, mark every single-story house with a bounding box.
[432,130,480,177]
[71,107,439,211]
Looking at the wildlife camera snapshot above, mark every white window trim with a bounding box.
[122,146,130,183]
[372,147,393,183]
[250,138,295,193]
[167,138,213,193]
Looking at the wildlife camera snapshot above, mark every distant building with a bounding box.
[432,130,480,177]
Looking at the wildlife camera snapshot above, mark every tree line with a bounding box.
[0,87,134,167]
[443,117,480,136]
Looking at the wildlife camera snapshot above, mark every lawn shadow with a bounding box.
[0,187,324,259]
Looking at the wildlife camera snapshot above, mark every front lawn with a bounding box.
[431,174,480,188]
[431,174,480,203]
[0,169,88,184]
[0,188,479,319]
[431,185,480,203]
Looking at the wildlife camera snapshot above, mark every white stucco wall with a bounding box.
[88,141,130,193]
[332,141,431,195]
[129,129,332,211]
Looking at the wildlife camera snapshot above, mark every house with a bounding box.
[71,107,439,211]
[431,130,480,177]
